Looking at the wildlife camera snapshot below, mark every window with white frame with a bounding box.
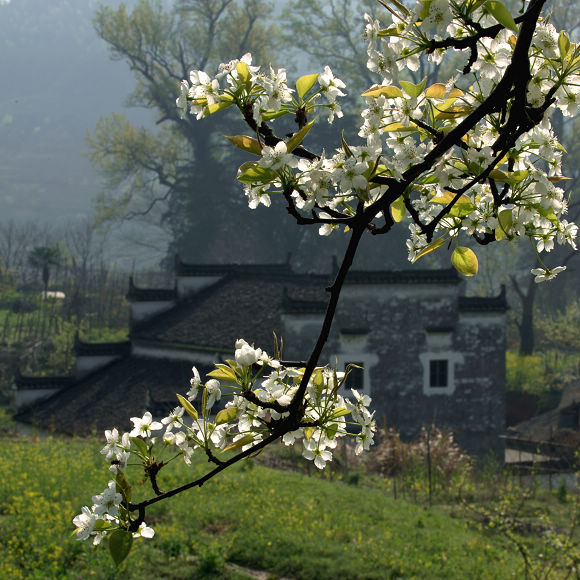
[344,361,364,392]
[332,354,376,397]
[419,351,463,396]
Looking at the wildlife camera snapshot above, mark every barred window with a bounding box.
[429,359,448,388]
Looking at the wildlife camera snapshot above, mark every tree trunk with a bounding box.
[511,274,536,355]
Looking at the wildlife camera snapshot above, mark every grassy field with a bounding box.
[2,431,568,580]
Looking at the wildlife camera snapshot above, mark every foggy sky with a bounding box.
[0,0,150,224]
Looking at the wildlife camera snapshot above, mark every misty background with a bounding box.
[0,0,150,222]
[0,0,577,294]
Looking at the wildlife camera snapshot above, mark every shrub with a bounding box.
[366,426,471,491]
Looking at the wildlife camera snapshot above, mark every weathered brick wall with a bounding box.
[282,280,506,459]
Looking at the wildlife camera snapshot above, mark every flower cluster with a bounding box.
[72,480,154,546]
[177,52,345,126]
[75,339,376,546]
[177,0,578,281]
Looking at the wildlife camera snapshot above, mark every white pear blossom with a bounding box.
[92,481,123,517]
[73,507,97,541]
[129,411,163,438]
[531,266,566,283]
[259,141,297,170]
[133,522,155,539]
[318,66,346,103]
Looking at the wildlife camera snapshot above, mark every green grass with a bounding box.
[0,435,538,580]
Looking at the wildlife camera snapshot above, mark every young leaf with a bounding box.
[383,121,417,132]
[399,78,426,98]
[177,394,198,420]
[377,26,403,37]
[433,104,473,120]
[559,31,570,59]
[431,191,476,218]
[216,407,238,425]
[341,131,354,158]
[225,135,262,156]
[109,529,133,567]
[204,99,234,116]
[207,364,238,383]
[236,161,277,184]
[261,109,289,121]
[413,236,447,262]
[361,85,403,99]
[495,209,513,241]
[484,1,518,32]
[451,247,479,276]
[222,434,254,453]
[114,471,131,506]
[390,195,406,222]
[129,436,149,458]
[296,73,319,99]
[286,120,315,152]
[331,408,351,419]
[425,83,464,99]
[488,169,529,185]
[304,426,315,441]
[93,520,114,532]
[236,61,250,83]
[326,423,338,440]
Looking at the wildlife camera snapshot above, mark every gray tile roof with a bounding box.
[16,357,208,436]
[131,270,329,350]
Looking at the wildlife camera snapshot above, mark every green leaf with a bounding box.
[296,73,319,99]
[114,471,132,505]
[399,78,426,98]
[391,195,406,222]
[413,236,447,262]
[451,247,479,276]
[418,0,431,20]
[488,169,529,185]
[331,408,351,419]
[341,131,354,158]
[532,203,558,226]
[484,1,517,32]
[222,434,254,453]
[361,85,403,99]
[312,369,325,389]
[93,520,114,532]
[225,135,262,156]
[433,104,473,120]
[204,98,234,116]
[304,426,315,441]
[216,407,238,425]
[177,394,198,420]
[495,209,513,241]
[236,61,250,83]
[431,191,476,217]
[129,437,149,458]
[559,31,571,59]
[261,109,288,121]
[236,161,278,184]
[326,423,338,440]
[377,26,403,37]
[286,120,314,152]
[383,121,417,132]
[207,364,238,383]
[109,529,133,567]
